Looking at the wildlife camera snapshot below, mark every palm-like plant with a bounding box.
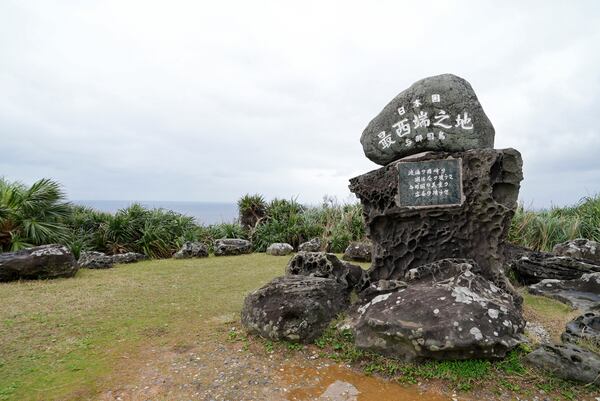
[0,178,71,251]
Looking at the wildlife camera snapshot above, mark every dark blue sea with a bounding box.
[73,200,238,225]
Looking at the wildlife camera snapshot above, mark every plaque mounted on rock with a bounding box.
[397,158,463,208]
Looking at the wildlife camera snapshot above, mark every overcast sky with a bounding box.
[1,1,599,208]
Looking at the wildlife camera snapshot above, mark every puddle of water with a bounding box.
[282,364,451,401]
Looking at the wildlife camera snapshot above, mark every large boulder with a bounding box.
[173,242,208,259]
[562,312,600,345]
[214,238,252,256]
[298,238,321,252]
[511,252,600,285]
[553,238,600,264]
[78,251,114,269]
[360,74,495,166]
[266,243,293,256]
[343,242,372,263]
[241,275,350,343]
[111,252,146,264]
[528,272,600,310]
[349,148,523,297]
[286,252,364,290]
[351,259,525,361]
[0,244,78,281]
[525,343,600,383]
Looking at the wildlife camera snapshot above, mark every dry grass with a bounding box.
[521,290,581,342]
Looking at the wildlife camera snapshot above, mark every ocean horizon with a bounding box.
[73,200,238,225]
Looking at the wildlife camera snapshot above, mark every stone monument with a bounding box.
[350,74,523,297]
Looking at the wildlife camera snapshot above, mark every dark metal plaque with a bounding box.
[397,158,463,208]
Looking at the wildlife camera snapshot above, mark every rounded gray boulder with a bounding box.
[361,74,495,165]
[266,243,293,256]
[241,275,350,343]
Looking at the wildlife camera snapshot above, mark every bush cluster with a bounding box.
[2,177,599,258]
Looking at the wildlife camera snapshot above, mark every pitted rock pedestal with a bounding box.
[349,148,523,296]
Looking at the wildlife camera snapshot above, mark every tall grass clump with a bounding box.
[508,195,600,252]
[247,195,367,252]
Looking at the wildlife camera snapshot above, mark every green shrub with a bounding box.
[0,178,71,252]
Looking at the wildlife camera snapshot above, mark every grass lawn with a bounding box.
[0,254,290,401]
[0,254,595,401]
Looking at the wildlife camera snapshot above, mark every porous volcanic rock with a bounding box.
[360,74,495,166]
[349,148,523,296]
[343,242,372,263]
[511,252,600,285]
[173,242,208,259]
[562,312,600,345]
[525,343,600,383]
[528,272,600,310]
[78,251,114,269]
[553,238,600,264]
[351,259,525,361]
[241,275,350,343]
[266,243,293,256]
[298,238,322,252]
[214,238,252,256]
[286,252,364,290]
[111,252,147,264]
[0,244,78,281]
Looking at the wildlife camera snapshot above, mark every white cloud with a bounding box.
[1,0,599,208]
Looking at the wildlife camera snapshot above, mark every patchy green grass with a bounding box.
[521,291,581,342]
[310,318,599,400]
[2,253,598,401]
[0,254,285,401]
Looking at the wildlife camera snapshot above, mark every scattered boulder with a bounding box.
[111,252,147,264]
[360,74,495,166]
[0,244,78,281]
[562,312,600,345]
[173,242,209,259]
[359,279,407,302]
[528,272,600,310]
[351,259,525,361]
[525,343,600,383]
[266,243,293,256]
[553,238,600,264]
[214,238,252,256]
[349,148,523,298]
[512,252,600,285]
[78,251,114,269]
[286,252,364,290]
[241,275,350,343]
[343,242,372,263]
[299,238,322,252]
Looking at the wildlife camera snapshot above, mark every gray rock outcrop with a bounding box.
[298,238,321,252]
[286,252,364,290]
[351,259,525,361]
[553,238,600,264]
[349,148,523,297]
[528,272,600,310]
[241,275,350,343]
[360,74,495,166]
[173,242,209,259]
[511,252,600,285]
[562,312,600,345]
[343,242,372,263]
[526,343,600,383]
[111,252,147,264]
[78,251,114,269]
[0,244,78,281]
[266,243,293,256]
[214,238,252,256]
